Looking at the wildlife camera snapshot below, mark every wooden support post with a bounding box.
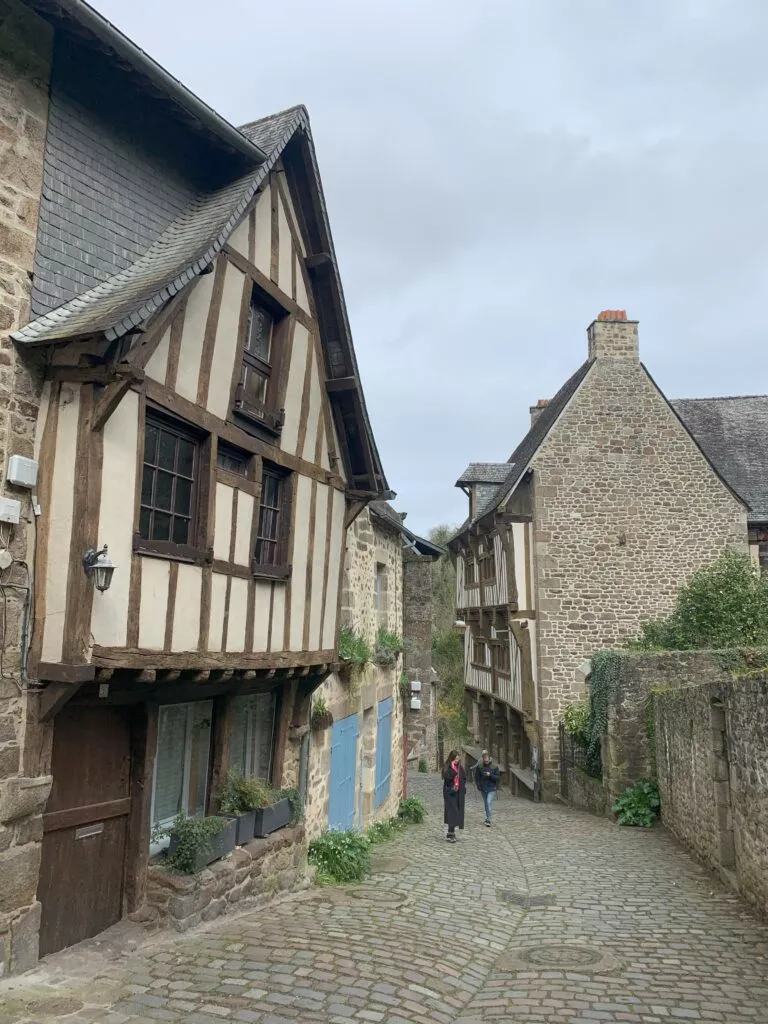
[123,702,158,915]
[207,694,235,814]
[272,679,298,788]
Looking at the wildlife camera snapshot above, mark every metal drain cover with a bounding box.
[497,889,556,908]
[349,887,406,906]
[497,942,623,974]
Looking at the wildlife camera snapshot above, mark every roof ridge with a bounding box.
[238,104,308,132]
[672,395,768,403]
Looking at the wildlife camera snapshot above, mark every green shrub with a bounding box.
[632,550,768,651]
[338,626,371,667]
[275,786,303,825]
[612,779,660,827]
[562,700,589,748]
[399,671,410,700]
[366,817,405,845]
[154,814,228,875]
[417,758,428,773]
[219,770,275,814]
[309,829,371,884]
[398,796,426,823]
[313,694,329,716]
[375,628,404,666]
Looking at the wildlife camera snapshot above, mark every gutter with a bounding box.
[45,0,267,164]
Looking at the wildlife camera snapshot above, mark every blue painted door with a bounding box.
[329,713,360,830]
[375,697,394,809]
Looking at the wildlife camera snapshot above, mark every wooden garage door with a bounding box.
[38,705,131,957]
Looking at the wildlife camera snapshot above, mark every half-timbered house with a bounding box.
[449,312,749,800]
[0,0,391,972]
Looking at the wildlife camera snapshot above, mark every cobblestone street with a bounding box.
[1,773,767,1024]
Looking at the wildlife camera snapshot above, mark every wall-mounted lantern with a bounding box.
[83,544,116,593]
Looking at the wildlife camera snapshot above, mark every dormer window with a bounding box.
[233,290,285,436]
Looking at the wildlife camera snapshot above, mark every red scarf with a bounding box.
[451,760,460,791]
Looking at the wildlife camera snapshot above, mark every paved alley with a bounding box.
[1,773,767,1024]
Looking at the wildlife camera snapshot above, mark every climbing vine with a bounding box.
[584,649,624,778]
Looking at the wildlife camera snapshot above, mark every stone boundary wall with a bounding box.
[566,767,608,817]
[137,826,308,933]
[654,673,768,921]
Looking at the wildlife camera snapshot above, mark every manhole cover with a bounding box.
[370,856,411,874]
[498,889,556,908]
[497,943,623,974]
[25,997,85,1015]
[349,888,406,906]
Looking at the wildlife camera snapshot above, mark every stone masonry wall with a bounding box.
[0,0,52,978]
[402,550,438,771]
[654,669,768,921]
[532,329,747,792]
[304,507,404,839]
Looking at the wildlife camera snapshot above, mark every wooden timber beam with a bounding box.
[37,662,96,683]
[325,376,357,393]
[38,681,86,721]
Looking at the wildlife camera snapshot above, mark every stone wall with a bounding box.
[139,826,308,932]
[402,549,438,771]
[0,0,52,979]
[304,507,404,839]
[654,670,768,921]
[565,767,608,817]
[532,319,747,791]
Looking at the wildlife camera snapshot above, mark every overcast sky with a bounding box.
[94,0,768,536]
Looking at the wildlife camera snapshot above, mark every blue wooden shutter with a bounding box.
[375,697,393,808]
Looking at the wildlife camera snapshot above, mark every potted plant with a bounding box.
[250,781,293,838]
[311,695,334,731]
[338,626,371,682]
[162,814,237,874]
[219,770,260,843]
[374,627,404,667]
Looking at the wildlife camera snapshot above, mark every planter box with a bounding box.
[222,810,256,845]
[168,816,237,873]
[253,797,292,838]
[311,710,334,731]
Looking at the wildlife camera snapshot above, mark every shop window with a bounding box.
[229,692,277,781]
[150,701,212,850]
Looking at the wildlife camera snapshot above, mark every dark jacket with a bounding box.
[475,761,500,794]
[442,762,466,829]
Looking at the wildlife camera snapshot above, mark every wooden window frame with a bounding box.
[465,557,478,587]
[216,441,253,480]
[479,551,495,582]
[134,408,212,564]
[472,638,488,666]
[491,642,510,674]
[150,701,213,853]
[251,462,293,581]
[232,288,288,439]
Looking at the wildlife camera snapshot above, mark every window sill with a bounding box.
[133,534,213,566]
[233,400,284,436]
[251,561,291,582]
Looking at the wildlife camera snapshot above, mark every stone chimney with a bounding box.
[587,310,639,361]
[529,399,550,427]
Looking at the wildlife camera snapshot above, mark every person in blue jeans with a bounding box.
[476,750,500,826]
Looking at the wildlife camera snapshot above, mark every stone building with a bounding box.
[303,502,440,839]
[0,0,396,975]
[449,311,749,797]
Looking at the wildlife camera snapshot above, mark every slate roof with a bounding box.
[369,501,444,558]
[671,396,768,525]
[455,463,510,486]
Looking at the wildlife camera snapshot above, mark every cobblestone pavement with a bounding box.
[2,773,767,1024]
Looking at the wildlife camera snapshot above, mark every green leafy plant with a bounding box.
[562,700,590,749]
[311,695,333,730]
[309,829,371,884]
[417,758,428,773]
[153,814,229,875]
[631,550,768,651]
[375,628,404,666]
[399,671,411,700]
[366,817,405,845]
[219,770,275,814]
[612,779,660,827]
[338,626,371,667]
[398,796,426,823]
[275,786,303,825]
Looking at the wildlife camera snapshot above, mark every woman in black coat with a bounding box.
[442,750,466,842]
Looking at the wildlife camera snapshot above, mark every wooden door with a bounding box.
[38,705,131,956]
[374,697,393,809]
[328,713,359,831]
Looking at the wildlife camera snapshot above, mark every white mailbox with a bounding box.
[410,696,422,711]
[410,679,422,693]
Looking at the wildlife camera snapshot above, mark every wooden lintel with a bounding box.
[38,681,85,721]
[325,376,357,393]
[37,662,96,684]
[45,364,145,385]
[91,646,337,672]
[304,252,332,269]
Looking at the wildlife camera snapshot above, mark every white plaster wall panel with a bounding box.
[253,185,271,276]
[295,254,310,313]
[289,474,312,650]
[270,583,286,651]
[91,390,139,648]
[138,557,170,650]
[226,576,248,651]
[280,323,309,455]
[321,488,346,648]
[228,215,250,260]
[213,483,234,560]
[41,385,80,663]
[252,581,272,652]
[145,326,170,384]
[308,483,329,650]
[234,491,254,565]
[301,344,322,463]
[512,523,527,608]
[172,563,202,651]
[175,271,214,403]
[208,572,228,652]
[318,420,330,471]
[207,263,245,420]
[277,195,293,295]
[281,177,306,256]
